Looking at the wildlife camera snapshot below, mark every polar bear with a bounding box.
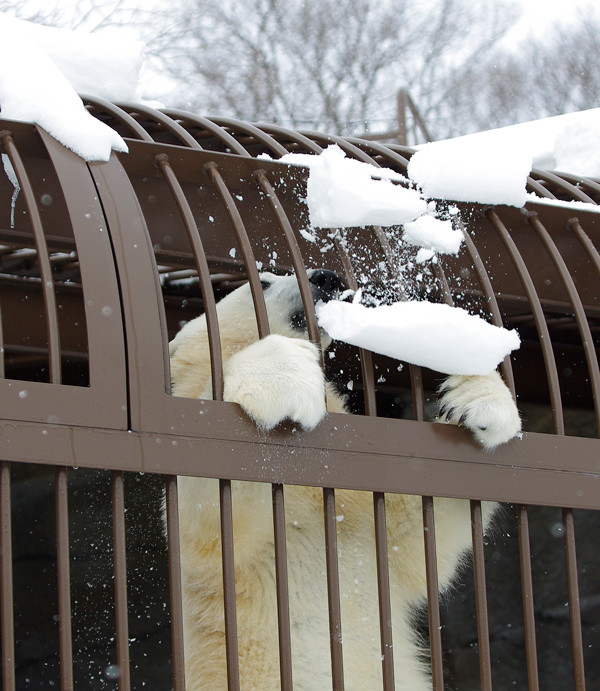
[169,269,521,691]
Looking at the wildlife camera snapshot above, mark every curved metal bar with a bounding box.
[156,154,224,400]
[82,95,154,142]
[253,123,324,155]
[116,101,204,149]
[253,170,321,349]
[486,209,564,435]
[569,218,600,292]
[209,117,290,158]
[294,130,387,166]
[204,163,270,338]
[460,222,516,396]
[557,172,600,201]
[531,170,596,204]
[1,131,61,382]
[526,175,556,199]
[344,137,411,169]
[332,235,377,415]
[160,110,251,156]
[527,212,600,435]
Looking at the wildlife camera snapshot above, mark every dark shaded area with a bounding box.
[9,466,172,690]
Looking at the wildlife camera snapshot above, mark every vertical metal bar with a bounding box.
[0,461,15,691]
[272,484,293,691]
[562,508,586,690]
[156,154,224,400]
[323,487,345,690]
[487,210,564,435]
[111,471,131,691]
[333,236,395,687]
[422,496,444,691]
[373,492,395,690]
[219,479,240,691]
[471,500,493,691]
[0,131,61,382]
[55,466,73,691]
[164,475,186,691]
[410,366,426,422]
[517,505,540,691]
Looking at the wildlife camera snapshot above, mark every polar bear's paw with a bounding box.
[223,334,327,431]
[438,371,521,450]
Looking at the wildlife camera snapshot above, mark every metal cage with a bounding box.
[0,97,599,690]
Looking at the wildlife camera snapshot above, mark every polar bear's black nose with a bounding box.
[308,269,344,302]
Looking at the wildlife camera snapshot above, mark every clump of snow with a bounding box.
[408,139,532,207]
[281,145,427,228]
[402,215,463,254]
[415,248,436,264]
[0,14,131,162]
[422,108,600,186]
[4,15,143,102]
[554,114,600,178]
[317,299,520,376]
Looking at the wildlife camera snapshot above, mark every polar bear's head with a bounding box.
[169,269,343,377]
[203,268,343,346]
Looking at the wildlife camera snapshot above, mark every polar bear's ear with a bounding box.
[258,271,277,291]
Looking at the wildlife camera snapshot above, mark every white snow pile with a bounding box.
[0,14,138,161]
[407,138,532,208]
[280,145,464,258]
[553,112,600,178]
[281,145,428,228]
[423,108,600,182]
[317,299,520,376]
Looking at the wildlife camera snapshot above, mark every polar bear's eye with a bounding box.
[260,280,271,290]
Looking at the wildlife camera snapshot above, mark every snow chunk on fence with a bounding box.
[402,214,463,255]
[281,145,427,228]
[408,139,532,208]
[317,299,520,376]
[0,15,130,162]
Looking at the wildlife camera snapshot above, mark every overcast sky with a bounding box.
[507,0,598,42]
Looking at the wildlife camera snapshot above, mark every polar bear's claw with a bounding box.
[438,371,521,450]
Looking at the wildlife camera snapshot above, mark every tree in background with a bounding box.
[3,0,600,142]
[149,0,517,141]
[449,8,600,136]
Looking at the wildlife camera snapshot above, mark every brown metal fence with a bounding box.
[0,100,599,690]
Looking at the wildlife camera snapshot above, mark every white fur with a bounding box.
[223,335,326,430]
[438,371,522,450]
[170,272,521,690]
